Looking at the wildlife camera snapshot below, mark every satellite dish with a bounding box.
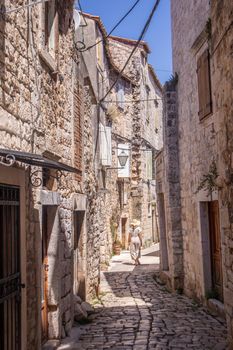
[73,10,81,31]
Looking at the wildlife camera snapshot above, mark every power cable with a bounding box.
[75,0,88,52]
[103,98,163,104]
[77,0,88,27]
[94,0,161,161]
[99,0,161,104]
[80,0,141,52]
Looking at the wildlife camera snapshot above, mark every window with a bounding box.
[146,85,150,123]
[73,82,83,180]
[96,33,103,69]
[116,82,125,110]
[141,52,147,66]
[99,124,112,166]
[146,150,153,180]
[152,150,156,180]
[44,0,58,57]
[197,49,212,120]
[97,70,104,99]
[148,203,152,217]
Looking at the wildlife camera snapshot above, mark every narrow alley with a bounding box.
[0,0,232,349]
[59,246,227,350]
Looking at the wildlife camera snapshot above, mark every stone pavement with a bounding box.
[58,244,228,350]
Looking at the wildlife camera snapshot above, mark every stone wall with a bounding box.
[171,0,218,299]
[82,84,102,300]
[0,1,76,348]
[163,0,233,345]
[108,37,163,245]
[156,82,183,291]
[211,0,233,345]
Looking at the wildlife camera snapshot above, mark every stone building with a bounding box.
[0,1,163,348]
[156,0,233,346]
[78,13,163,266]
[107,36,163,248]
[0,0,78,348]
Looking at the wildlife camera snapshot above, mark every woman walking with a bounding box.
[128,219,143,265]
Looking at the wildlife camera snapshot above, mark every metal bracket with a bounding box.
[30,169,62,187]
[105,167,124,170]
[0,154,16,167]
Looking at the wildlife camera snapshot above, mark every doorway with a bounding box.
[121,218,127,249]
[157,193,169,271]
[41,206,49,344]
[208,201,223,301]
[152,208,159,243]
[41,204,59,343]
[73,211,85,300]
[0,184,21,350]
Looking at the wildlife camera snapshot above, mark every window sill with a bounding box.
[39,49,58,74]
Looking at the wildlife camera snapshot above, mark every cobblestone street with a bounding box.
[59,245,227,350]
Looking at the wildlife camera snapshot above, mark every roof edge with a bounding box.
[81,12,136,84]
[109,35,151,54]
[148,64,163,93]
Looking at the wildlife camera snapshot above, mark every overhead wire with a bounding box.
[103,98,163,104]
[99,0,161,105]
[76,0,141,52]
[80,0,142,52]
[91,0,145,162]
[77,0,88,27]
[94,0,161,161]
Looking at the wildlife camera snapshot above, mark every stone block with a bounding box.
[74,303,88,321]
[81,301,95,315]
[74,295,83,304]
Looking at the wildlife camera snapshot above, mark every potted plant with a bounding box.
[113,238,122,255]
[111,222,122,255]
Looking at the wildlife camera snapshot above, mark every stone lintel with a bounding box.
[40,190,61,206]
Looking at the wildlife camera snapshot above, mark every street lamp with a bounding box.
[105,149,129,170]
[98,149,129,193]
[118,150,128,167]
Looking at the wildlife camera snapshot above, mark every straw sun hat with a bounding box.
[131,219,141,227]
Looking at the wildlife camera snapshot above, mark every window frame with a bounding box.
[197,49,212,121]
[116,82,125,111]
[44,0,59,58]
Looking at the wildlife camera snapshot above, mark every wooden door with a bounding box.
[41,207,49,344]
[152,210,156,243]
[157,193,169,271]
[0,184,21,350]
[121,218,127,249]
[74,211,85,300]
[208,201,223,301]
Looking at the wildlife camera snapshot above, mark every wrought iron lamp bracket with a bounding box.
[0,154,16,167]
[30,169,63,187]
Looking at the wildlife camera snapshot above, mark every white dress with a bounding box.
[129,226,142,261]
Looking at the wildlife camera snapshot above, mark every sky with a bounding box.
[77,0,173,84]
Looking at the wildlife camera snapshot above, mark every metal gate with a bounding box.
[0,184,21,350]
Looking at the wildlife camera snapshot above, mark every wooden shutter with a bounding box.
[73,83,83,181]
[99,124,112,166]
[117,83,125,110]
[146,150,153,180]
[197,49,212,120]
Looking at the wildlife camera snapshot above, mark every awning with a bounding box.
[0,149,81,174]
